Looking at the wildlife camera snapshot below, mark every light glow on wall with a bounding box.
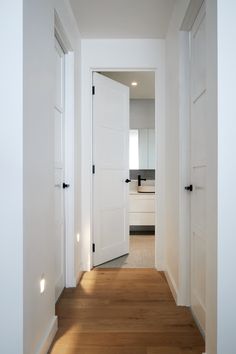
[40,275,46,294]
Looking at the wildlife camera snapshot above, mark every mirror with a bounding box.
[129,128,155,169]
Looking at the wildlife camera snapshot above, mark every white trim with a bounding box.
[55,273,64,302]
[86,67,165,271]
[36,316,58,354]
[80,40,166,273]
[178,31,191,306]
[181,0,205,31]
[54,14,76,288]
[191,307,206,339]
[76,270,84,285]
[64,52,76,288]
[54,11,72,53]
[155,54,166,271]
[164,268,178,304]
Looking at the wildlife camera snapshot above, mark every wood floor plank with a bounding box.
[49,269,205,354]
[50,345,147,354]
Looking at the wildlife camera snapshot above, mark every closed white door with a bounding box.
[54,38,65,300]
[190,2,206,332]
[93,73,129,266]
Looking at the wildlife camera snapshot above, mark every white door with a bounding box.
[93,73,129,266]
[54,38,65,300]
[190,2,206,332]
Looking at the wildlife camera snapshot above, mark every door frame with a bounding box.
[54,11,76,288]
[87,67,164,271]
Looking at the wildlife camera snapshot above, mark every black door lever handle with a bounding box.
[185,184,193,192]
[63,183,70,189]
[125,179,131,183]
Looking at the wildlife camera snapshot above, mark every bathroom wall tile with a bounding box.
[130,169,155,180]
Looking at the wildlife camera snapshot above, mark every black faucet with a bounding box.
[138,174,146,186]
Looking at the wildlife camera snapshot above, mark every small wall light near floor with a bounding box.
[40,275,46,294]
[76,233,80,243]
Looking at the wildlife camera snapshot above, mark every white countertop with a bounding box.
[129,180,155,195]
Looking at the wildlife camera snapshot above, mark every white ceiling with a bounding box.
[100,71,155,99]
[69,0,176,39]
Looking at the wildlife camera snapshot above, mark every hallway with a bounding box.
[49,269,204,354]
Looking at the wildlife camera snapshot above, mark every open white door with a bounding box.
[190,2,206,332]
[93,73,129,266]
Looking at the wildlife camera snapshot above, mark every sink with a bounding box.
[137,185,155,193]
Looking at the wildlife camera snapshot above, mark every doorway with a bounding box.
[92,71,156,269]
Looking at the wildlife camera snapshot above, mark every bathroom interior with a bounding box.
[97,71,155,268]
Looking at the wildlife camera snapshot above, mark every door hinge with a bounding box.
[92,85,95,95]
[92,243,95,252]
[92,165,95,174]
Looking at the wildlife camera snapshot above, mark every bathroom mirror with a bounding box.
[129,128,155,169]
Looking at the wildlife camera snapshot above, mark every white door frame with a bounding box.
[86,67,165,272]
[178,31,191,306]
[54,12,76,287]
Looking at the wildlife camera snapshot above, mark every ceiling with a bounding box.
[100,71,155,99]
[69,0,176,39]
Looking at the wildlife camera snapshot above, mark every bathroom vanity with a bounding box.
[129,181,155,226]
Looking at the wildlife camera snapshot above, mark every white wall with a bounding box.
[0,1,82,353]
[130,99,155,129]
[0,1,23,353]
[165,0,190,301]
[217,1,236,353]
[205,1,217,353]
[81,39,165,270]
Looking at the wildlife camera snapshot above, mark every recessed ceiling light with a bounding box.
[131,82,138,86]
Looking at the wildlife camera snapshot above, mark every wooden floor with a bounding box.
[49,269,205,354]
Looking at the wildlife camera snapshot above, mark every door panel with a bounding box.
[96,127,126,168]
[54,38,65,301]
[190,2,206,332]
[192,10,206,100]
[93,73,129,266]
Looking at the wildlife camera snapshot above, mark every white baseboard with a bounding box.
[76,270,84,285]
[55,274,64,302]
[164,268,178,304]
[36,316,58,354]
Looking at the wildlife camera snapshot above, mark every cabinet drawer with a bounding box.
[129,197,155,213]
[129,212,155,226]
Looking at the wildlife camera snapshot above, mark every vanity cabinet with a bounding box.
[129,193,155,226]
